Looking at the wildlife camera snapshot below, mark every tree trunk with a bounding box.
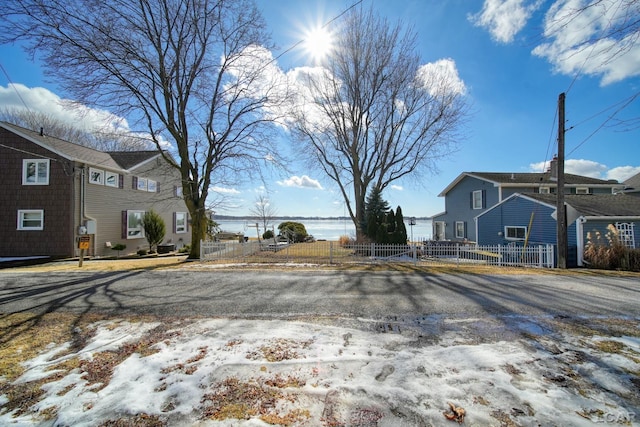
[187,202,209,260]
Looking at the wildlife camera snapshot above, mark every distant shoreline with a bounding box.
[214,215,433,221]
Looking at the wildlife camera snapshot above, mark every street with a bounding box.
[1,269,638,318]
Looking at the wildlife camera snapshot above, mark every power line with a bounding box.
[0,62,35,115]
[567,91,639,156]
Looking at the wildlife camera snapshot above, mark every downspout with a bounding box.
[576,216,586,267]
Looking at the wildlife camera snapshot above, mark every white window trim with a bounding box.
[17,209,44,230]
[22,159,50,185]
[89,167,104,185]
[175,212,187,233]
[105,171,119,188]
[576,187,589,194]
[455,221,465,239]
[126,210,146,239]
[505,226,526,241]
[472,190,483,210]
[539,186,550,194]
[137,177,148,191]
[147,179,157,192]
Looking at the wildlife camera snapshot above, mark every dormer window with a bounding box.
[539,186,550,194]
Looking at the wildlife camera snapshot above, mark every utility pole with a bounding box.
[557,93,567,269]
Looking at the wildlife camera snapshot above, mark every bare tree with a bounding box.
[249,195,278,239]
[1,0,284,258]
[288,7,468,240]
[0,108,151,151]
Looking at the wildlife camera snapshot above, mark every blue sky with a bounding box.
[1,0,639,218]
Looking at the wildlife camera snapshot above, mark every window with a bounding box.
[455,221,466,239]
[505,226,526,240]
[175,186,183,198]
[22,159,50,185]
[105,171,119,188]
[472,190,484,210]
[539,186,550,194]
[147,179,157,192]
[126,210,145,239]
[175,212,187,233]
[616,222,635,248]
[17,210,44,230]
[576,187,589,194]
[137,177,148,191]
[89,167,104,185]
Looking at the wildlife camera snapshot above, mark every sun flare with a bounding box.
[302,26,334,63]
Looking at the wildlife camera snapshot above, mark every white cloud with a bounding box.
[0,83,126,132]
[277,175,323,189]
[469,0,542,43]
[606,165,640,182]
[528,158,640,182]
[390,184,404,191]
[532,0,640,85]
[416,58,467,96]
[0,83,171,149]
[211,186,241,194]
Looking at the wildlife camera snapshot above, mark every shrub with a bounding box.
[584,224,639,272]
[137,249,148,256]
[277,221,308,243]
[338,235,354,247]
[111,243,126,259]
[263,229,274,240]
[142,210,166,252]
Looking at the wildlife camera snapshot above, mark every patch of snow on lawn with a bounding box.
[1,317,639,426]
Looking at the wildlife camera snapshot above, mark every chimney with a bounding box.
[548,155,558,181]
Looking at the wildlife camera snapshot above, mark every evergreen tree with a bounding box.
[142,210,166,253]
[364,187,390,241]
[393,206,408,244]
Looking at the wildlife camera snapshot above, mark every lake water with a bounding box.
[216,218,432,242]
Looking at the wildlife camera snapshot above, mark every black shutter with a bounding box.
[118,174,124,189]
[482,190,486,209]
[121,211,127,239]
[132,176,138,190]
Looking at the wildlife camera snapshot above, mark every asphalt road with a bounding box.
[1,269,639,319]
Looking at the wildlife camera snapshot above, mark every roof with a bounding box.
[624,172,640,192]
[523,193,640,217]
[108,151,160,169]
[438,172,622,196]
[1,121,160,171]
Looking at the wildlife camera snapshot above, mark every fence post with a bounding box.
[456,244,460,267]
[330,241,333,265]
[371,243,375,259]
[538,245,543,268]
[497,244,502,267]
[413,243,417,265]
[200,239,203,260]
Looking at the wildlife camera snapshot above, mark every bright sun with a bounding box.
[302,26,334,63]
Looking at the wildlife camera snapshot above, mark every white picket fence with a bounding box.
[200,240,555,268]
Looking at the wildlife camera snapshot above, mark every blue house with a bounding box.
[476,193,640,267]
[432,160,624,243]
